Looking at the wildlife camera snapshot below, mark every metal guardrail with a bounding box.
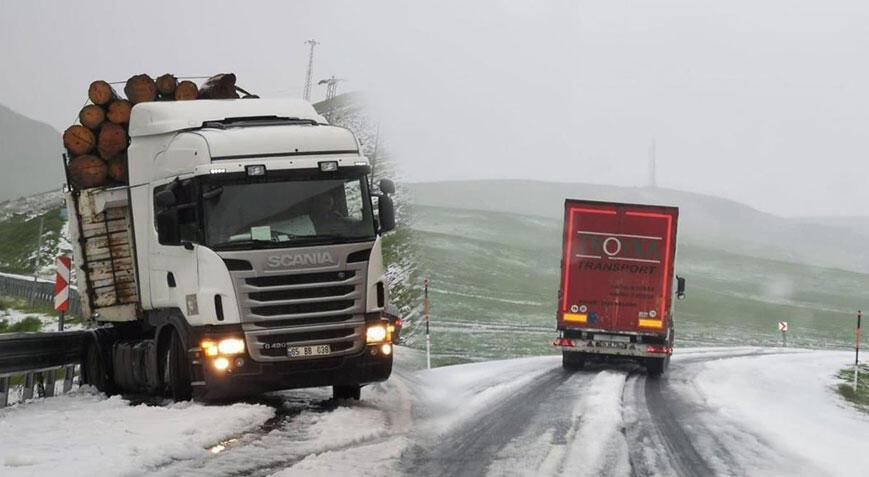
[0,273,82,317]
[0,331,86,407]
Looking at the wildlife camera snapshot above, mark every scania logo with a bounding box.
[267,252,335,268]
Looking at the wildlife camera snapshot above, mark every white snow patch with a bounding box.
[0,387,274,476]
[693,350,869,476]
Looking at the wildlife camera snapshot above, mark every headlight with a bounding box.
[218,338,245,355]
[366,324,387,343]
[201,340,219,357]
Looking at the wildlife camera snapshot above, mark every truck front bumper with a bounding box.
[190,344,393,400]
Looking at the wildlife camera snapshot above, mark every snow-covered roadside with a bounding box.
[0,387,274,477]
[0,307,81,332]
[692,350,869,476]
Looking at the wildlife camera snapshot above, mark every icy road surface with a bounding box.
[1,347,867,476]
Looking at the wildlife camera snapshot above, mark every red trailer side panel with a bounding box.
[558,200,679,335]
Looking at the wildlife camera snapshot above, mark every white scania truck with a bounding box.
[66,99,396,400]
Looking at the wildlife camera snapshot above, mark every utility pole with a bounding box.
[648,138,657,188]
[317,75,345,122]
[302,39,319,101]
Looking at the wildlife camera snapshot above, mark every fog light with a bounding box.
[235,358,245,368]
[366,324,387,343]
[380,343,392,356]
[201,340,219,357]
[214,357,230,371]
[218,338,245,355]
[319,161,338,172]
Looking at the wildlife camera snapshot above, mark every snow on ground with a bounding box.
[0,306,80,332]
[692,350,869,476]
[0,387,274,477]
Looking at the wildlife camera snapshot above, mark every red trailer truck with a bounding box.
[553,199,685,375]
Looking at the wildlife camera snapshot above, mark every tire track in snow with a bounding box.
[402,367,574,477]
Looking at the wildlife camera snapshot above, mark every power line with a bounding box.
[303,39,319,101]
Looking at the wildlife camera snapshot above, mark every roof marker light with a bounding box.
[319,161,339,172]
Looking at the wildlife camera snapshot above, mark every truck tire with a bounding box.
[333,384,361,400]
[82,341,115,394]
[646,356,669,377]
[162,331,192,401]
[562,351,585,370]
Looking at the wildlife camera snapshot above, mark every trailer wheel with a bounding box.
[82,341,114,394]
[162,331,192,401]
[646,355,670,377]
[562,351,585,370]
[333,385,361,400]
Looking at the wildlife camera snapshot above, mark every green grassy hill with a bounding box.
[407,203,867,364]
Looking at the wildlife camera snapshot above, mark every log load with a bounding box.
[198,73,239,99]
[107,154,128,182]
[88,80,118,106]
[155,74,178,98]
[67,72,250,189]
[97,123,128,160]
[67,155,108,188]
[63,125,96,156]
[78,104,106,130]
[124,74,158,104]
[106,99,132,125]
[174,80,198,100]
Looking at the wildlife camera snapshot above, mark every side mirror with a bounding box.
[155,189,177,208]
[379,178,396,195]
[156,209,180,245]
[378,194,396,233]
[676,275,687,300]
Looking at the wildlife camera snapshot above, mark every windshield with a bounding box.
[201,169,376,250]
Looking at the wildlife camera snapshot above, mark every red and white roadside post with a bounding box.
[53,256,71,331]
[854,310,862,391]
[424,279,431,369]
[778,321,788,347]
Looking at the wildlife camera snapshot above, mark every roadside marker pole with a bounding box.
[778,321,788,347]
[856,310,862,366]
[424,279,431,370]
[53,256,71,331]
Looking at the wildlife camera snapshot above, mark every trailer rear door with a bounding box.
[558,200,678,334]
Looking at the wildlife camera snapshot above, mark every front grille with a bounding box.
[251,315,354,328]
[258,328,355,344]
[249,285,354,302]
[246,271,355,287]
[251,300,355,317]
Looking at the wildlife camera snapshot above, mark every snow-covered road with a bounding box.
[1,347,866,476]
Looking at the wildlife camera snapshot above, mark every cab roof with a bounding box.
[128,98,328,138]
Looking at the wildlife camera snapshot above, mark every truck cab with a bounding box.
[68,99,396,400]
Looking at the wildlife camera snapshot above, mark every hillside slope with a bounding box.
[408,180,869,274]
[0,104,64,202]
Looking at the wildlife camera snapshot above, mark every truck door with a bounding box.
[149,179,200,313]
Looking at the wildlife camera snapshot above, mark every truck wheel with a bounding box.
[82,341,114,394]
[646,356,669,377]
[333,385,361,400]
[562,351,585,370]
[162,331,192,401]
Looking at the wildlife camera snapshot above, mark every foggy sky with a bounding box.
[1,0,867,217]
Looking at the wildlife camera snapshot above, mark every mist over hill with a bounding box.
[0,104,64,202]
[407,180,869,274]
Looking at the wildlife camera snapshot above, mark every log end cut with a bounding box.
[97,123,128,160]
[124,74,158,105]
[63,125,96,156]
[155,73,178,96]
[107,99,132,125]
[68,155,108,189]
[174,80,199,100]
[88,80,118,106]
[78,104,106,130]
[107,154,128,183]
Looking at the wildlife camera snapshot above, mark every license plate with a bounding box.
[287,344,331,358]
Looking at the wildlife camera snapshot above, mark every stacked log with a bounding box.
[63,73,249,190]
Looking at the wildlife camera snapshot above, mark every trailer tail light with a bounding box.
[646,345,672,354]
[554,338,576,347]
